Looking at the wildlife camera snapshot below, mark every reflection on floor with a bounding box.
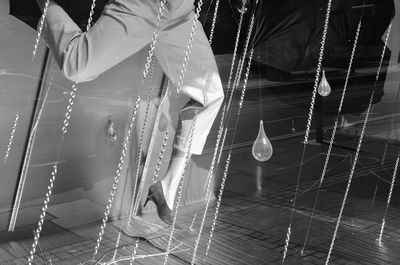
[1,130,400,264]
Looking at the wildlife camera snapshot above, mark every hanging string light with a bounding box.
[152,131,170,183]
[252,5,272,162]
[129,237,140,264]
[3,113,19,163]
[207,0,248,167]
[32,0,50,59]
[378,152,399,244]
[163,110,198,265]
[208,0,221,45]
[282,1,333,262]
[100,0,167,260]
[301,11,364,253]
[205,48,255,259]
[192,7,258,262]
[127,78,155,220]
[115,0,211,260]
[92,96,141,258]
[101,5,168,260]
[197,0,225,195]
[176,0,205,95]
[325,23,392,265]
[216,6,256,164]
[28,3,99,263]
[28,83,78,265]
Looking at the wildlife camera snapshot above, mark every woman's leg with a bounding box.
[154,14,224,210]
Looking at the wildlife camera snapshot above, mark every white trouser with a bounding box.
[42,0,224,154]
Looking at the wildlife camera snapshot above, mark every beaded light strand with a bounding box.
[86,0,97,31]
[378,152,399,243]
[112,232,122,261]
[110,0,165,259]
[176,0,204,94]
[33,0,96,58]
[151,5,210,261]
[303,0,332,145]
[205,48,254,258]
[152,131,170,183]
[208,0,221,45]
[163,109,198,265]
[217,12,256,163]
[213,0,247,164]
[129,237,140,264]
[126,130,168,264]
[143,0,167,80]
[32,0,50,59]
[192,12,256,263]
[129,237,139,265]
[30,6,99,257]
[127,0,168,220]
[92,96,141,258]
[202,104,226,193]
[3,113,19,163]
[301,15,364,253]
[27,81,79,265]
[201,0,248,188]
[198,0,225,194]
[127,86,155,223]
[282,1,332,262]
[223,0,246,99]
[325,23,392,265]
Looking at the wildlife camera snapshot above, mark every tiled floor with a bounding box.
[2,127,400,264]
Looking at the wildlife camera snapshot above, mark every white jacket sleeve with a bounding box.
[41,1,151,82]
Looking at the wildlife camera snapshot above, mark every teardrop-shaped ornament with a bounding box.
[318,70,331,97]
[237,0,250,14]
[252,120,273,161]
[105,119,118,142]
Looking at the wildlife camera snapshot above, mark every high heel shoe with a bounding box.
[144,181,174,226]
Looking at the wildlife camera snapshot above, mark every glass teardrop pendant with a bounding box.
[105,119,118,142]
[318,70,331,97]
[237,0,250,14]
[252,120,273,162]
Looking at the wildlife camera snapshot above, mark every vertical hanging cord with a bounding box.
[27,1,101,255]
[378,150,400,243]
[33,0,50,59]
[92,97,141,258]
[3,113,20,163]
[28,79,79,265]
[325,23,392,265]
[204,48,255,260]
[163,110,198,265]
[208,0,221,45]
[191,5,258,262]
[256,2,262,122]
[176,0,204,94]
[281,1,332,263]
[206,0,247,168]
[217,7,257,164]
[101,0,167,259]
[301,4,366,252]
